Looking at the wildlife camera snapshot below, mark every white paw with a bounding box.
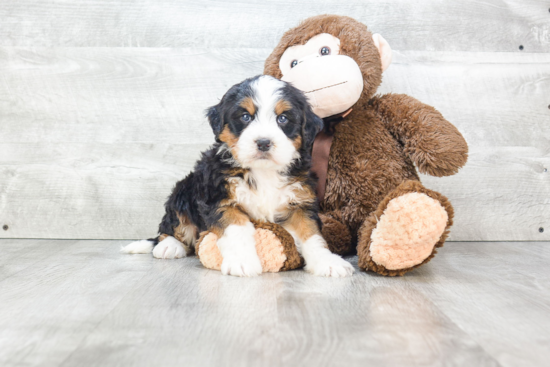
[305,253,355,278]
[152,237,186,259]
[220,253,263,277]
[120,239,154,254]
[217,223,262,277]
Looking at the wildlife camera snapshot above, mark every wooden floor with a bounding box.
[0,240,548,367]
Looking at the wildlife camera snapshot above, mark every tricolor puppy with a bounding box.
[121,75,354,277]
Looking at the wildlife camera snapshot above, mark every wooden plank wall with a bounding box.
[0,0,549,241]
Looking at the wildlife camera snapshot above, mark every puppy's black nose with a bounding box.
[256,139,272,152]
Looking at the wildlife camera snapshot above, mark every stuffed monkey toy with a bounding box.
[262,15,468,276]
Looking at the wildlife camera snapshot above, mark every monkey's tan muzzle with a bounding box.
[281,55,363,118]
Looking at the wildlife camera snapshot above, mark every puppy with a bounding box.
[121,75,354,277]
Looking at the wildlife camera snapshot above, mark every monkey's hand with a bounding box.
[372,93,468,177]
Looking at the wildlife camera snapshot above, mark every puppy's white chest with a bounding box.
[230,170,296,222]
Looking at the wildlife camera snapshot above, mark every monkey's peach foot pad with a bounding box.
[369,192,448,270]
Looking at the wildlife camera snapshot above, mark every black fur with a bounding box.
[153,75,322,246]
[207,77,255,141]
[279,82,324,150]
[155,145,234,243]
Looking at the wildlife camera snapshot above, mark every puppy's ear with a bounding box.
[302,108,324,151]
[206,104,224,137]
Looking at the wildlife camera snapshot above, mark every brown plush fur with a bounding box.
[252,221,304,271]
[319,212,352,255]
[264,15,468,275]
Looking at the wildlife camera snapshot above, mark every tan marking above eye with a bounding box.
[275,99,292,115]
[240,97,256,116]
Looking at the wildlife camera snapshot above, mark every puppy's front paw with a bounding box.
[217,223,262,277]
[221,254,262,277]
[305,253,354,278]
[152,237,186,259]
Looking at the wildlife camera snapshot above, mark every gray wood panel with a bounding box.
[1,48,548,240]
[0,143,207,239]
[0,0,549,52]
[1,239,549,366]
[0,47,265,144]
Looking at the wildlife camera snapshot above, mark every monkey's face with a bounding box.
[278,33,364,119]
[267,16,393,119]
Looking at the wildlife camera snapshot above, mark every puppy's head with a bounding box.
[207,75,323,170]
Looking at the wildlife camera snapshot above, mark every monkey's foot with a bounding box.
[357,181,452,276]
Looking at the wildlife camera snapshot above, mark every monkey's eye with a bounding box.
[277,114,288,125]
[290,60,298,68]
[320,46,331,56]
[241,113,252,123]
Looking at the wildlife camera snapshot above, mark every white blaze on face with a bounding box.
[235,76,299,170]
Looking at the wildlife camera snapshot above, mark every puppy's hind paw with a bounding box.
[120,239,154,254]
[152,237,186,259]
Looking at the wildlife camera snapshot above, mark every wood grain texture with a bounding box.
[1,239,549,367]
[0,0,549,52]
[1,48,548,240]
[0,47,265,144]
[0,240,154,367]
[0,239,67,282]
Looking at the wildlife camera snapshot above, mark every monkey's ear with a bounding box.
[372,34,392,72]
[206,104,224,138]
[302,108,324,151]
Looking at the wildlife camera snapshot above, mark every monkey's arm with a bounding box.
[372,93,468,177]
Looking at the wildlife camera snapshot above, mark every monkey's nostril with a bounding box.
[256,139,272,152]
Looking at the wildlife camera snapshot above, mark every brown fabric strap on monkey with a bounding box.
[311,108,352,202]
[311,131,333,202]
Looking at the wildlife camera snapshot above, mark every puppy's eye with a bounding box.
[290,60,298,68]
[320,46,331,56]
[277,115,288,125]
[241,113,252,123]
